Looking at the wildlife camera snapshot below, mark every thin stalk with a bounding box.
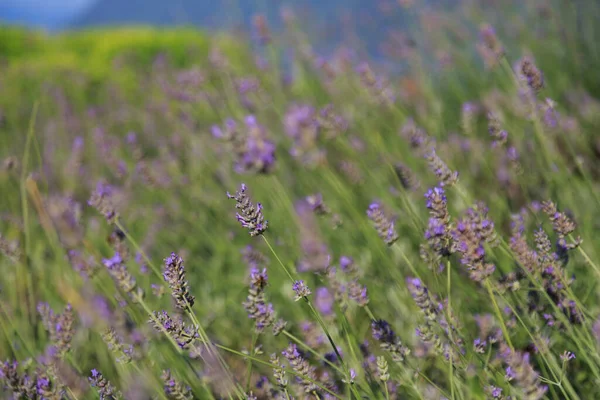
[245,331,258,391]
[261,234,360,398]
[282,330,345,375]
[447,260,456,400]
[214,344,344,400]
[114,219,161,278]
[484,279,513,351]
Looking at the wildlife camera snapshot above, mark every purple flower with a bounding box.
[561,351,575,362]
[505,366,515,381]
[489,386,502,398]
[315,287,334,316]
[340,256,354,272]
[292,280,311,301]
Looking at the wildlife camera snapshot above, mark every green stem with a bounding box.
[484,279,513,351]
[245,331,258,391]
[214,344,344,400]
[282,330,345,375]
[114,219,162,278]
[447,260,456,400]
[262,234,359,398]
[261,235,295,282]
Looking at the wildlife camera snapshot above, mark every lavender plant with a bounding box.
[1,2,600,399]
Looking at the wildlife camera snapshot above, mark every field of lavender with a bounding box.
[2,1,600,399]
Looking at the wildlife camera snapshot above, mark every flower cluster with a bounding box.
[284,104,325,166]
[0,361,63,399]
[213,116,276,174]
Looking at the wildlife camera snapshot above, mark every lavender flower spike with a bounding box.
[163,252,195,310]
[367,202,399,245]
[161,370,192,400]
[88,181,117,223]
[227,184,268,236]
[371,319,410,362]
[150,311,198,349]
[89,369,122,399]
[292,280,312,301]
[103,252,138,296]
[282,343,318,393]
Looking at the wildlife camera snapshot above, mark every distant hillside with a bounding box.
[69,0,377,29]
[69,0,423,59]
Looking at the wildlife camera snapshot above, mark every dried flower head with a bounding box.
[519,57,544,93]
[377,356,389,382]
